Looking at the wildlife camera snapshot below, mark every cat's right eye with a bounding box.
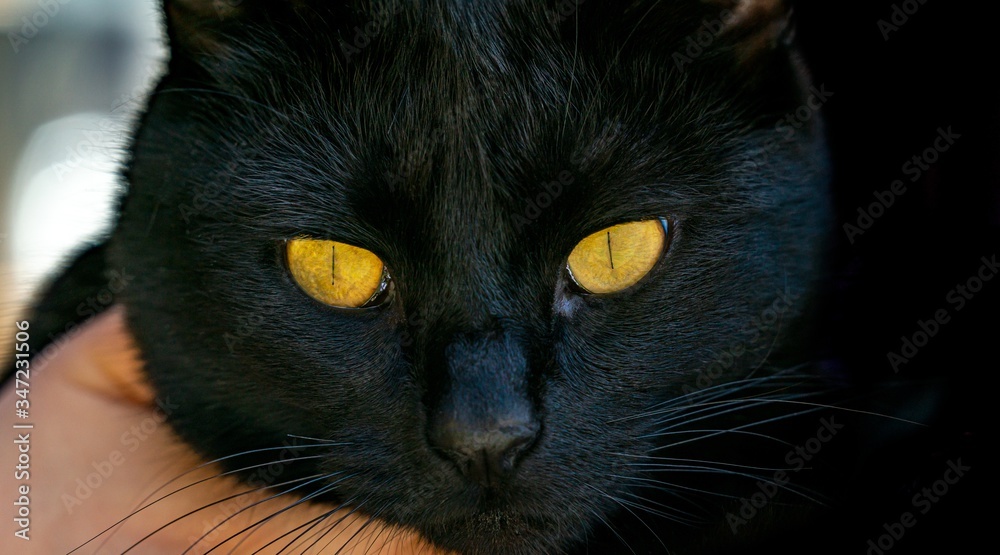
[285,238,392,308]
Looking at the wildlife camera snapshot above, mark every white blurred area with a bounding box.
[0,0,165,331]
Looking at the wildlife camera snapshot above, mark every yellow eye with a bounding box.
[566,219,668,294]
[286,238,390,308]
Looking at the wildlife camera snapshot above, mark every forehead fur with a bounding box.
[132,0,821,308]
[161,1,784,207]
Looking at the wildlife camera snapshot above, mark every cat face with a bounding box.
[110,1,831,552]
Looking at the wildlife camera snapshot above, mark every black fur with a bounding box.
[17,1,846,553]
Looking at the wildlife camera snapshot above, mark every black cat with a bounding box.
[13,1,851,553]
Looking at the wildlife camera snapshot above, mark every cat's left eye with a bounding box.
[566,219,669,294]
[285,238,392,308]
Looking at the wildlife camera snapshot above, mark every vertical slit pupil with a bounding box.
[331,244,336,285]
[607,231,614,270]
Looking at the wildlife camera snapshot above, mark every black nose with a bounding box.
[430,417,539,488]
[427,328,540,488]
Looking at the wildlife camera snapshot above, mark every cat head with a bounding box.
[110,0,831,551]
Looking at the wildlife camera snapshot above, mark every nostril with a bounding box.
[499,426,535,461]
[486,424,538,473]
[430,421,539,488]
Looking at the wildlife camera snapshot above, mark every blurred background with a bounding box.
[0,0,163,353]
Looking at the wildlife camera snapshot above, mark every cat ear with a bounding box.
[571,0,794,70]
[705,0,794,64]
[162,0,248,54]
[161,0,308,56]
